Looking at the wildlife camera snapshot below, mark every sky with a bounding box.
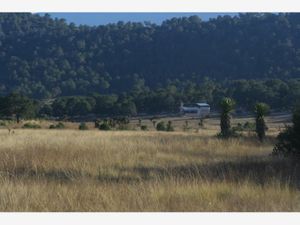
[46,13,237,26]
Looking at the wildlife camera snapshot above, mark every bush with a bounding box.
[49,122,65,129]
[94,119,101,128]
[183,120,190,131]
[273,106,300,157]
[217,130,239,138]
[22,122,41,129]
[79,122,89,130]
[198,119,204,128]
[156,121,166,131]
[56,122,65,129]
[99,122,111,131]
[166,121,174,132]
[141,125,148,131]
[243,121,255,131]
[232,122,243,132]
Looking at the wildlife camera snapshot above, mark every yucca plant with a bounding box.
[254,102,269,142]
[219,97,235,138]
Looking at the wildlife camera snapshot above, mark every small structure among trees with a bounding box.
[179,102,210,118]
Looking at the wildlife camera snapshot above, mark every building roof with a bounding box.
[196,103,210,107]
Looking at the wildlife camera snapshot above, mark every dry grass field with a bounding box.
[0,114,299,212]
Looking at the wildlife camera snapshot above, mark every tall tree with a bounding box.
[2,93,36,123]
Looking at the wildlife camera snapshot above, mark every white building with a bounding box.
[180,102,210,118]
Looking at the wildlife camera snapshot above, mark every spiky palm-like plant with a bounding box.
[220,97,235,138]
[254,102,270,142]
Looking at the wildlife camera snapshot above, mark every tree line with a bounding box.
[1,77,300,120]
[0,91,299,159]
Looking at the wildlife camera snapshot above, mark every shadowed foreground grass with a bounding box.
[0,129,299,211]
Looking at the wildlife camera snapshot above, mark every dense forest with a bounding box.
[1,13,300,117]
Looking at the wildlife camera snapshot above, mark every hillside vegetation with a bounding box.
[1,13,300,113]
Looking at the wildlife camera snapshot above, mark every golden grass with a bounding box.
[0,126,298,212]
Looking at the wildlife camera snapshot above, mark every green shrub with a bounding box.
[166,121,174,132]
[232,122,243,132]
[49,122,65,129]
[273,106,300,157]
[243,121,255,131]
[22,122,41,129]
[99,122,111,131]
[141,125,148,131]
[183,120,190,131]
[94,119,101,128]
[198,119,204,128]
[156,121,166,131]
[217,130,239,138]
[79,122,89,130]
[56,122,65,129]
[118,124,132,130]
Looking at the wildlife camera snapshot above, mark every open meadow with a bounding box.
[0,114,299,211]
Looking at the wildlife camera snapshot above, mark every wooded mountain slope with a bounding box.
[0,13,300,99]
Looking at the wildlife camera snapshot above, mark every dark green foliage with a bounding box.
[2,14,300,116]
[115,117,131,130]
[232,121,256,132]
[254,103,270,142]
[141,125,148,131]
[243,121,255,131]
[198,119,204,128]
[183,120,190,131]
[166,121,174,132]
[22,123,41,129]
[152,120,157,128]
[94,119,101,128]
[219,97,235,138]
[39,104,53,118]
[79,122,89,130]
[156,121,166,131]
[273,107,300,157]
[0,93,37,123]
[52,96,95,117]
[0,14,299,103]
[98,122,111,131]
[138,119,142,127]
[232,123,243,132]
[96,117,131,130]
[49,122,65,129]
[49,125,56,129]
[56,122,65,129]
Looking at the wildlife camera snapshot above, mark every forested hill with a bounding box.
[1,13,300,99]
